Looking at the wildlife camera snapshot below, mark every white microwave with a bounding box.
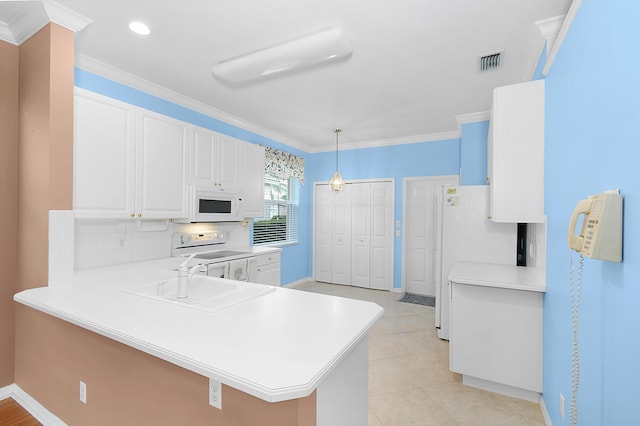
[174,185,243,223]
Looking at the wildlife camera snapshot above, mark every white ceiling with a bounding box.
[1,0,571,152]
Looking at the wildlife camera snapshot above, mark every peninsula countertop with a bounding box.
[14,258,384,403]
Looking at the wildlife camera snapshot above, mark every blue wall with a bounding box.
[460,121,489,185]
[306,140,461,289]
[542,1,640,425]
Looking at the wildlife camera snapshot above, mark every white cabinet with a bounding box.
[190,126,240,192]
[314,181,394,290]
[256,252,281,286]
[74,90,136,217]
[448,262,544,401]
[74,90,188,219]
[136,109,189,219]
[248,252,281,286]
[488,79,545,223]
[239,143,265,218]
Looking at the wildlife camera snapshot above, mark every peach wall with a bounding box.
[15,305,316,425]
[17,23,74,293]
[0,40,19,387]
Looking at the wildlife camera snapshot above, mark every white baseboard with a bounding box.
[0,383,66,426]
[540,395,553,426]
[0,383,13,400]
[282,276,313,288]
[462,375,540,403]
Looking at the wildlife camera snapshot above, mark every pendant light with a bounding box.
[329,129,345,192]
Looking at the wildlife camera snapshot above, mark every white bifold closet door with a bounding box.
[314,181,394,290]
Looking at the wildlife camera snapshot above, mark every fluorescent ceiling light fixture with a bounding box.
[212,27,352,84]
[129,21,150,35]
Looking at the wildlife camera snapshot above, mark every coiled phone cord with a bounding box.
[569,252,584,426]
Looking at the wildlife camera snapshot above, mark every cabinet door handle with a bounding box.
[130,213,135,218]
[137,213,142,218]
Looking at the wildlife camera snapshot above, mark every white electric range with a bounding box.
[171,232,255,280]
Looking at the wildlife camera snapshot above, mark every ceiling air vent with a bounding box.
[479,51,503,73]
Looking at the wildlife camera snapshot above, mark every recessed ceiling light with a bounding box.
[129,21,150,36]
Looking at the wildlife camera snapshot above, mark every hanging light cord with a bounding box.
[334,129,341,171]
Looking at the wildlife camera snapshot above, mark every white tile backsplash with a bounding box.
[49,210,75,286]
[73,219,250,270]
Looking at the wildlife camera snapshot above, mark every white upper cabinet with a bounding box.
[74,90,136,218]
[190,126,240,192]
[488,79,545,223]
[136,109,189,219]
[74,89,189,219]
[239,142,265,218]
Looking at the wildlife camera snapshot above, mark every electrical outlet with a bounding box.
[560,393,565,419]
[79,381,87,404]
[209,378,222,409]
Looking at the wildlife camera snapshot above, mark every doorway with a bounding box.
[403,176,459,295]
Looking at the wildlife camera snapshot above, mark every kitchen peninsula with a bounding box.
[14,258,383,426]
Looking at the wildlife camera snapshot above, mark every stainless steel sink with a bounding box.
[124,275,274,313]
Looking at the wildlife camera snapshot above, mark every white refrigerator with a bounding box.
[435,185,517,340]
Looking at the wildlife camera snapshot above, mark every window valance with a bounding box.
[263,146,305,184]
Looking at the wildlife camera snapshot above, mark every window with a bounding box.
[253,173,299,245]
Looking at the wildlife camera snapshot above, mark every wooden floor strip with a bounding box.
[0,398,41,426]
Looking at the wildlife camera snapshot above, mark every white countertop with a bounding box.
[448,262,546,292]
[14,257,384,403]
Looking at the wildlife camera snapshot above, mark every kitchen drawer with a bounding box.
[256,252,281,267]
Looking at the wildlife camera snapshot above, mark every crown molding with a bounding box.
[42,0,92,33]
[519,13,565,82]
[0,0,91,46]
[0,2,47,45]
[75,54,309,153]
[455,111,490,132]
[536,14,565,51]
[309,130,461,153]
[542,0,582,76]
[78,54,461,154]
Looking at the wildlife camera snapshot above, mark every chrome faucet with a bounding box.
[177,254,206,298]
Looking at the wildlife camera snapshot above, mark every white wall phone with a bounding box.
[567,189,622,425]
[568,190,623,262]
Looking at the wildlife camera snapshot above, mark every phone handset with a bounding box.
[567,198,594,252]
[567,191,622,262]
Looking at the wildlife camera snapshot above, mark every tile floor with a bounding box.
[291,281,545,426]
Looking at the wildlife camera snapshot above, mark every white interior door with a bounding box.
[331,185,351,285]
[351,183,371,288]
[370,182,394,290]
[404,176,458,295]
[314,184,333,283]
[314,180,394,290]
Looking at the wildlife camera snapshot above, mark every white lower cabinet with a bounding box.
[74,89,188,219]
[248,252,281,286]
[450,281,543,401]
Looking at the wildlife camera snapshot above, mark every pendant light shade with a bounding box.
[329,129,345,192]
